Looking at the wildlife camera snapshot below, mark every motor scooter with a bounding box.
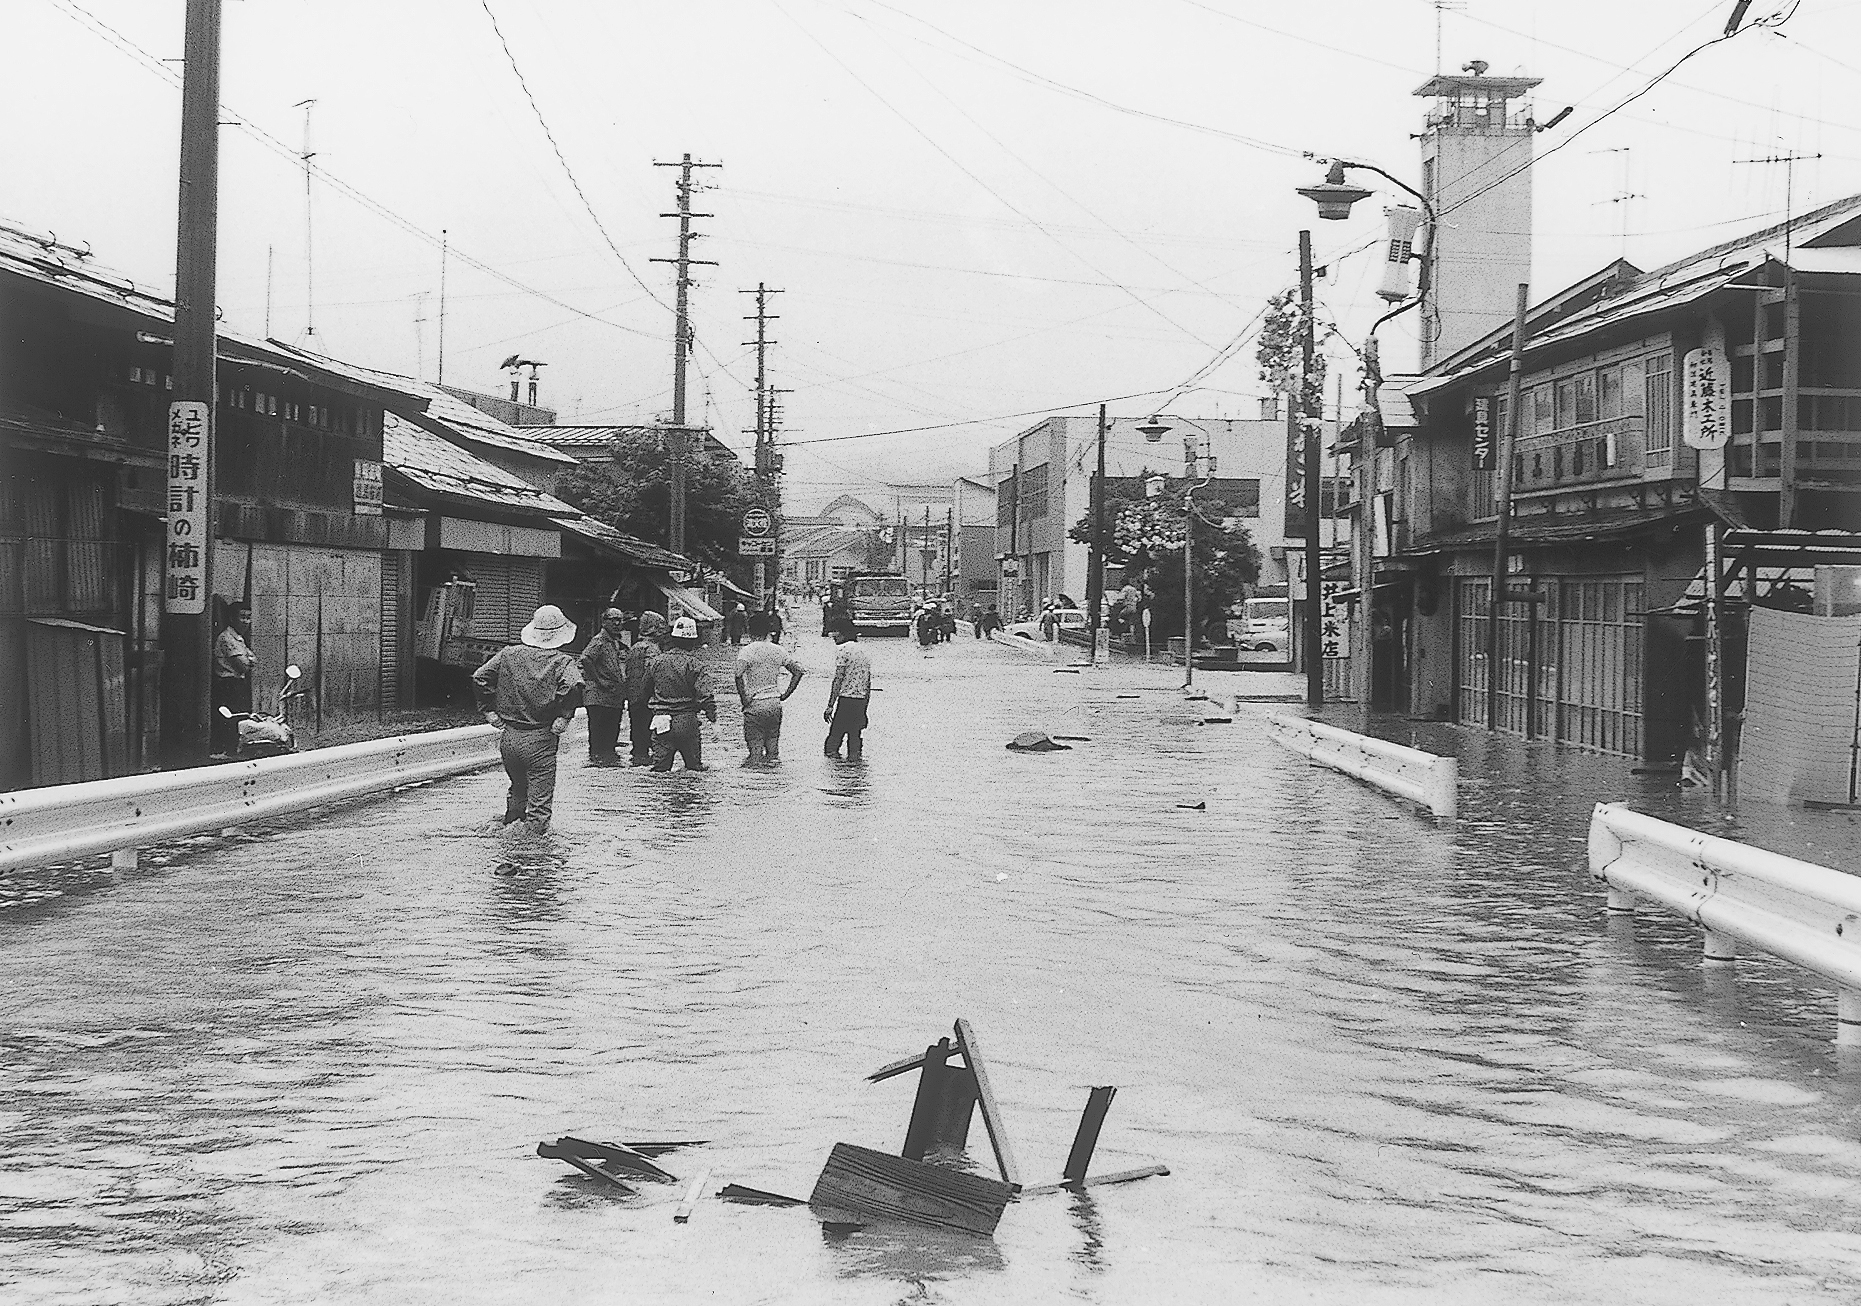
[217,663,307,760]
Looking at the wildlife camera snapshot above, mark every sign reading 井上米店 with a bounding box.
[1683,346,1731,451]
[165,400,209,614]
[1321,578,1351,660]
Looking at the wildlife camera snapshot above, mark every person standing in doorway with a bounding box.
[212,601,257,756]
[823,623,873,761]
[735,611,805,764]
[472,605,584,835]
[578,607,628,766]
[623,611,668,766]
[648,616,717,772]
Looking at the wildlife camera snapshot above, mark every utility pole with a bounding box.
[436,229,449,385]
[1300,230,1323,710]
[161,0,223,767]
[1487,283,1531,731]
[742,283,784,609]
[652,153,720,555]
[296,98,317,343]
[1088,404,1108,668]
[943,505,954,598]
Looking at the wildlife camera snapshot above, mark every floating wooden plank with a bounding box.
[540,1137,675,1181]
[541,1149,636,1192]
[623,1139,708,1157]
[902,1040,952,1161]
[674,1166,711,1223]
[1062,1086,1117,1184]
[951,1019,1021,1189]
[1019,1163,1170,1197]
[868,1049,934,1083]
[808,1142,1013,1235]
[717,1183,805,1207]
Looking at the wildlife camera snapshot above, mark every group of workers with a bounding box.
[470,604,874,836]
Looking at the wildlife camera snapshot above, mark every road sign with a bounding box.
[742,507,772,536]
[739,536,776,556]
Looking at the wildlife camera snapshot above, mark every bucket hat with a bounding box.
[520,604,577,649]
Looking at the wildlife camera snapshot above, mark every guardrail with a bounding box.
[1589,803,1861,1044]
[0,725,500,874]
[1265,715,1457,819]
[990,631,1060,660]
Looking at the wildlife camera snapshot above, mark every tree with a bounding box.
[556,430,767,579]
[1070,473,1261,644]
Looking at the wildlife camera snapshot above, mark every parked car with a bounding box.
[1005,608,1087,640]
[1228,597,1290,653]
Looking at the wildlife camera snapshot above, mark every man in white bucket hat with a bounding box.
[472,604,584,833]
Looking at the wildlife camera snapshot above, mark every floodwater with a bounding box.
[7,628,1861,1304]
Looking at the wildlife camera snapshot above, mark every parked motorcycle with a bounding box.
[217,664,307,760]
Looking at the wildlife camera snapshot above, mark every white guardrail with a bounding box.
[1589,802,1861,1044]
[1265,714,1457,819]
[0,725,499,874]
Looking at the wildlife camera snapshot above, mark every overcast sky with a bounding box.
[6,1,1851,511]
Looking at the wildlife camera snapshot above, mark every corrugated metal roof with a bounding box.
[382,413,576,516]
[552,514,693,571]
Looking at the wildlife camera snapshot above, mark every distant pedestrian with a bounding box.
[473,605,584,835]
[823,623,873,761]
[623,611,668,766]
[977,606,1002,638]
[735,612,805,764]
[211,600,257,756]
[647,616,717,772]
[723,600,747,646]
[916,603,940,648]
[578,607,628,766]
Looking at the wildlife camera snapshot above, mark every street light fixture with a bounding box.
[1297,158,1437,721]
[1133,415,1212,692]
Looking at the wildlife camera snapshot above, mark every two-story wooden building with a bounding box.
[1371,196,1861,766]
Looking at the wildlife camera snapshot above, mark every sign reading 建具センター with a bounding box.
[165,400,209,614]
[1683,346,1731,451]
[1471,396,1493,471]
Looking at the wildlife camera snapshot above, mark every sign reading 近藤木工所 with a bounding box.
[1683,346,1731,451]
[165,400,209,614]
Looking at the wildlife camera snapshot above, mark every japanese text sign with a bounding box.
[1471,396,1493,471]
[353,459,384,516]
[165,401,209,614]
[1320,578,1352,660]
[1683,347,1730,451]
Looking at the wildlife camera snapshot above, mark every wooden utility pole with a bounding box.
[1087,403,1108,667]
[1300,230,1323,709]
[742,282,784,607]
[1486,283,1531,731]
[652,153,720,555]
[161,0,223,766]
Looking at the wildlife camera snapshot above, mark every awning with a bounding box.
[715,575,757,601]
[1403,503,1708,555]
[656,582,723,622]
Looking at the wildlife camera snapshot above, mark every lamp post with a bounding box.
[1136,415,1212,692]
[1298,159,1437,719]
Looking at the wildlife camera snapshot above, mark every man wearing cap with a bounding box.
[823,623,874,761]
[646,615,717,772]
[578,607,628,767]
[623,611,668,766]
[472,605,584,834]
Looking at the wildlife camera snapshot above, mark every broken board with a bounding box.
[808,1142,1014,1236]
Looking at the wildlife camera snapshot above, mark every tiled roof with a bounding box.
[1406,503,1708,554]
[526,424,745,462]
[382,413,576,516]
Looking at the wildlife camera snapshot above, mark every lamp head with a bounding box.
[1136,415,1170,442]
[1297,161,1375,221]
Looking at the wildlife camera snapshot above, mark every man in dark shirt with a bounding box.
[472,605,584,834]
[623,612,668,766]
[647,616,717,772]
[578,607,628,766]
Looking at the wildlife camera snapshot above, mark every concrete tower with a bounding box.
[1416,66,1540,368]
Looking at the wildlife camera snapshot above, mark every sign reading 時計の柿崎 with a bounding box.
[1683,346,1731,450]
[165,400,209,613]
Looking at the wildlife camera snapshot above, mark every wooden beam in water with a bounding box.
[1020,1163,1170,1197]
[1062,1086,1117,1184]
[674,1166,712,1223]
[902,1039,952,1161]
[952,1018,1021,1189]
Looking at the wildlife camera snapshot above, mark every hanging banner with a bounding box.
[1471,396,1493,471]
[1283,411,1308,538]
[1683,346,1730,451]
[165,400,209,614]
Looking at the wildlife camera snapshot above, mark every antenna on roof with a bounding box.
[295,99,317,343]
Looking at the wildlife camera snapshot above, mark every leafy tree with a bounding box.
[1070,474,1261,644]
[556,429,767,579]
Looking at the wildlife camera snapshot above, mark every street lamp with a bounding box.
[1133,415,1211,692]
[1298,159,1436,719]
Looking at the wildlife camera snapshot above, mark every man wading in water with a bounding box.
[647,616,717,772]
[472,605,584,835]
[622,612,668,766]
[823,623,873,761]
[734,611,805,764]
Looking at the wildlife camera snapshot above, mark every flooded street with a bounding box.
[8,629,1861,1304]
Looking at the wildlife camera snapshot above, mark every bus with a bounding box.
[832,572,913,635]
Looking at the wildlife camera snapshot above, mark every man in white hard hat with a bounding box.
[472,604,584,833]
[646,615,716,772]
